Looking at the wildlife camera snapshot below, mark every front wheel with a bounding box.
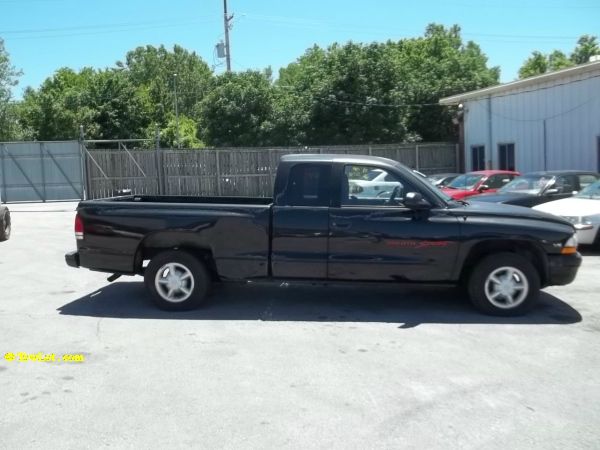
[468,252,540,316]
[0,211,11,241]
[144,250,211,311]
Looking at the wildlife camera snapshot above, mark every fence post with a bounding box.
[155,126,164,195]
[415,144,420,170]
[79,127,89,200]
[0,143,6,203]
[39,143,47,202]
[368,145,372,156]
[455,143,460,173]
[215,150,222,196]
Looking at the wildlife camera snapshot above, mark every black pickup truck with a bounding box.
[65,154,581,316]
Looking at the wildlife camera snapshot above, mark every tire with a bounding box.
[0,211,11,241]
[467,252,540,316]
[592,229,600,250]
[144,250,211,311]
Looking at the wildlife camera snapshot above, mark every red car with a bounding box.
[442,170,520,200]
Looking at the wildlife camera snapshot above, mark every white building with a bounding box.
[440,60,600,174]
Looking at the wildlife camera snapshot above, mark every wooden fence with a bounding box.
[84,143,459,199]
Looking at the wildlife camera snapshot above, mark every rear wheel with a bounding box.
[468,252,540,316]
[144,250,211,311]
[0,211,11,241]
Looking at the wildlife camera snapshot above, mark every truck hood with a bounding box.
[450,201,573,227]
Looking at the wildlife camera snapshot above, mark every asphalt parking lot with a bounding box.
[1,202,600,449]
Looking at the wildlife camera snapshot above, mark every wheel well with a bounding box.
[460,240,547,286]
[135,244,219,281]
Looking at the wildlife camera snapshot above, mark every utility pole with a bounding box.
[223,0,233,72]
[173,73,180,149]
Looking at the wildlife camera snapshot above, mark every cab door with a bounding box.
[271,163,332,279]
[327,164,460,282]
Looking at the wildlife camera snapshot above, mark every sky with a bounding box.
[1,0,598,99]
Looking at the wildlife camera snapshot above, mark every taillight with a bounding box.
[74,213,84,240]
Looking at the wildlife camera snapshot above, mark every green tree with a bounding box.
[392,24,499,141]
[19,67,150,140]
[118,45,212,128]
[278,42,407,145]
[157,114,204,148]
[0,38,22,140]
[518,50,573,79]
[548,50,573,71]
[518,35,598,79]
[518,51,549,79]
[199,71,274,147]
[275,24,499,144]
[570,35,600,64]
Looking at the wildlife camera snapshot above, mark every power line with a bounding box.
[240,13,585,43]
[1,19,213,41]
[0,16,214,35]
[315,96,442,109]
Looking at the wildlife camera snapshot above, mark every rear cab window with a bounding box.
[278,163,332,207]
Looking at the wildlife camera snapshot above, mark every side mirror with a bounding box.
[404,192,431,209]
[478,184,490,192]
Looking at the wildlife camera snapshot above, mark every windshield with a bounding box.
[575,180,600,199]
[447,174,484,190]
[366,169,384,181]
[499,174,554,195]
[428,174,447,182]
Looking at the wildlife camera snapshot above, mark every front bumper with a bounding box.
[547,252,582,286]
[65,251,80,268]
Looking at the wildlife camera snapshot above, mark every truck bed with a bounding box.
[75,195,273,279]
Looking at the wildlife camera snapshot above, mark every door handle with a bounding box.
[332,221,351,229]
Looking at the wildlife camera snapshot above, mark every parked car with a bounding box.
[428,173,460,188]
[65,154,581,316]
[0,205,10,241]
[348,168,402,198]
[442,170,520,200]
[470,171,599,207]
[533,180,600,246]
[412,169,428,179]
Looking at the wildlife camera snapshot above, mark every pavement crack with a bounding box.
[96,318,103,342]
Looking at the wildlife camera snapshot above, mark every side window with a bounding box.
[498,143,516,171]
[486,174,512,189]
[281,164,331,207]
[341,165,416,206]
[554,175,576,194]
[578,174,598,189]
[471,145,485,171]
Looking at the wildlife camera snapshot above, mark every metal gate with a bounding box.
[0,141,84,203]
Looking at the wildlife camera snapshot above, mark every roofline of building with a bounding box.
[439,60,600,105]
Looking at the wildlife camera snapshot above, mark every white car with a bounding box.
[534,180,600,245]
[349,169,402,199]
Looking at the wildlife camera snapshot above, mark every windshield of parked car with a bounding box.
[447,174,484,190]
[499,174,553,195]
[365,169,385,181]
[575,180,600,199]
[428,174,447,182]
